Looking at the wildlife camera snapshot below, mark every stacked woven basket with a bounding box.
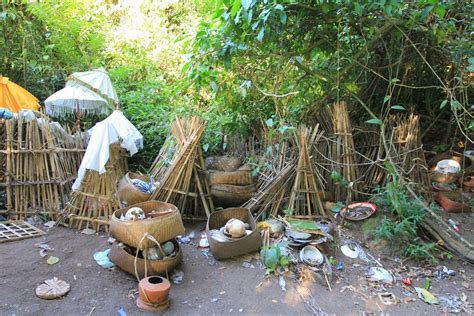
[206,156,256,207]
[108,200,185,279]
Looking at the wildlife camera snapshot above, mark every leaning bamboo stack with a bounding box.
[64,143,126,232]
[354,113,430,197]
[0,114,85,219]
[289,125,328,217]
[149,116,214,219]
[330,102,361,201]
[391,113,431,199]
[243,125,328,219]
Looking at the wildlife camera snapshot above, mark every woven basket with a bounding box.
[109,239,182,279]
[206,208,261,260]
[117,172,152,206]
[110,201,185,250]
[211,184,256,207]
[208,170,253,186]
[205,156,242,171]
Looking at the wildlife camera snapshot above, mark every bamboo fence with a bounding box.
[63,143,127,232]
[0,114,85,219]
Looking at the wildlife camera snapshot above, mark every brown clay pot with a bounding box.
[138,276,171,304]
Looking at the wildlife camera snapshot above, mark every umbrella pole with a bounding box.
[72,104,82,133]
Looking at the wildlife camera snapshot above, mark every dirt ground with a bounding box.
[1,222,473,316]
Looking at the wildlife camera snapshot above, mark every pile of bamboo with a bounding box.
[0,114,85,219]
[149,116,214,219]
[315,102,361,201]
[354,113,430,197]
[243,125,328,219]
[64,143,127,232]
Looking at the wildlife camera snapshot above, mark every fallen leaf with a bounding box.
[47,256,59,265]
[462,281,470,289]
[415,287,439,305]
[81,228,95,235]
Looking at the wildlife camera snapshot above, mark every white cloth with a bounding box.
[72,110,143,190]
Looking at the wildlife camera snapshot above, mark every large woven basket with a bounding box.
[208,170,253,186]
[205,156,242,171]
[110,201,185,250]
[206,208,261,260]
[211,184,256,207]
[109,239,182,279]
[117,172,152,206]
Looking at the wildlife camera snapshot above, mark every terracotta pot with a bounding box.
[434,192,472,213]
[138,276,171,304]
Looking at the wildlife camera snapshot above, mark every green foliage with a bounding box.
[371,162,440,262]
[260,242,290,274]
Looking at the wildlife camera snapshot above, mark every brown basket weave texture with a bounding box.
[117,172,152,206]
[208,170,253,186]
[206,208,261,260]
[205,156,242,171]
[211,184,256,207]
[109,200,185,250]
[109,239,182,279]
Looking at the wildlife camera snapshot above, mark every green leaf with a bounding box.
[366,118,383,125]
[241,0,252,11]
[390,105,405,111]
[432,5,446,17]
[354,3,363,15]
[468,57,474,65]
[279,11,287,24]
[451,100,462,110]
[467,65,474,72]
[274,4,284,11]
[421,5,434,19]
[423,278,430,290]
[265,118,273,127]
[415,287,439,305]
[440,100,448,109]
[202,143,210,152]
[230,0,241,18]
[383,95,391,104]
[257,27,265,41]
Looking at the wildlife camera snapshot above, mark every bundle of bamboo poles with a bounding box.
[288,125,327,217]
[391,113,431,197]
[64,143,126,232]
[0,114,85,219]
[243,125,328,219]
[149,116,214,219]
[354,113,430,197]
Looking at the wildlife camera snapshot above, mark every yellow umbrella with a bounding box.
[0,76,39,112]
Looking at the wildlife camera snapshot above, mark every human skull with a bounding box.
[124,207,145,221]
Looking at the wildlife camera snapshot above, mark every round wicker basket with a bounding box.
[206,208,261,260]
[205,156,242,171]
[211,184,256,207]
[109,239,182,279]
[208,170,253,186]
[117,172,153,206]
[110,200,185,250]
